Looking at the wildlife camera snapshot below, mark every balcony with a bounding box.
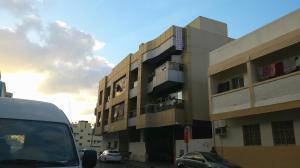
[142,99,184,114]
[148,62,184,93]
[131,60,138,71]
[129,81,138,98]
[253,71,300,107]
[211,87,251,115]
[210,71,300,120]
[142,27,183,63]
[137,100,185,129]
[105,101,109,110]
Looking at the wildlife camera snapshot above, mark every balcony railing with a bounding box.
[147,62,184,92]
[142,99,184,114]
[142,27,183,63]
[211,87,250,114]
[253,70,300,107]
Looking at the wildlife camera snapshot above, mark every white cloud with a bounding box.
[0,15,112,95]
[0,0,112,122]
[93,40,105,51]
[0,0,39,17]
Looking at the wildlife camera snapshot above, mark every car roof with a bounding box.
[0,97,70,124]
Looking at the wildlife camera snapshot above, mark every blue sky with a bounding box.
[0,0,299,122]
[38,0,300,64]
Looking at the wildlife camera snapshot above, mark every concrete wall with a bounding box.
[214,109,300,168]
[175,139,212,157]
[184,26,232,122]
[129,142,146,162]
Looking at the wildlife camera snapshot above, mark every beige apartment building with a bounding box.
[208,9,300,168]
[72,121,103,154]
[94,17,232,162]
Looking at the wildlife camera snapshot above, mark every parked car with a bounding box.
[176,152,240,168]
[99,150,122,162]
[0,97,97,168]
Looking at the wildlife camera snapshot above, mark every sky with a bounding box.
[0,0,299,124]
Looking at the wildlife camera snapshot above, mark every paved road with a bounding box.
[96,162,126,168]
[96,161,174,168]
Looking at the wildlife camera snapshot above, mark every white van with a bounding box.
[0,97,97,168]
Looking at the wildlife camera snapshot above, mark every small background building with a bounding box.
[0,73,13,98]
[72,120,103,154]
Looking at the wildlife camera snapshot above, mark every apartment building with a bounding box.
[72,120,103,154]
[208,9,300,168]
[94,16,232,162]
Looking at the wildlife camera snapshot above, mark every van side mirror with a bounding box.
[82,150,97,168]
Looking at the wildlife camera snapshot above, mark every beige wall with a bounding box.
[216,146,300,168]
[184,25,232,122]
[129,142,146,162]
[214,109,300,147]
[214,109,300,167]
[175,139,212,157]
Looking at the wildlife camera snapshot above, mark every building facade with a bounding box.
[72,121,103,154]
[208,9,300,168]
[94,16,232,162]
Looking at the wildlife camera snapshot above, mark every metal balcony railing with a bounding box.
[142,99,184,114]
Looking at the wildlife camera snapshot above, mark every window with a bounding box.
[272,120,295,145]
[87,140,90,142]
[111,102,125,122]
[98,91,103,105]
[80,136,83,139]
[105,87,111,103]
[113,76,126,97]
[80,130,83,132]
[231,75,244,89]
[97,113,101,127]
[79,143,82,146]
[217,81,230,93]
[243,124,261,146]
[108,142,111,148]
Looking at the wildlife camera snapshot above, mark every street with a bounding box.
[96,162,127,168]
[95,161,174,168]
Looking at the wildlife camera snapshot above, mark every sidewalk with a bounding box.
[125,161,175,168]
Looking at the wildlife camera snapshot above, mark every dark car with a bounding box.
[176,152,240,168]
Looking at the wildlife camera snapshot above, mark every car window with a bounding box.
[0,118,79,163]
[183,153,196,159]
[202,152,225,163]
[183,153,205,161]
[192,154,205,161]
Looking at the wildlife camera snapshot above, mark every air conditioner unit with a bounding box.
[215,126,227,137]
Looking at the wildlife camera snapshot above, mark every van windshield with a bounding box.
[0,118,79,166]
